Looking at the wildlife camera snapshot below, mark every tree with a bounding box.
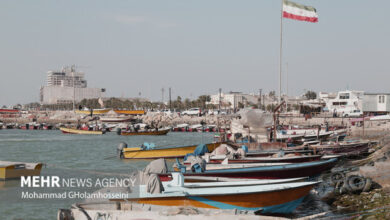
[197,95,211,109]
[184,98,191,109]
[304,90,317,100]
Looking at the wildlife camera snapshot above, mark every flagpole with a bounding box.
[278,0,283,104]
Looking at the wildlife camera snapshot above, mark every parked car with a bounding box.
[160,109,173,116]
[207,109,219,115]
[182,108,201,116]
[343,109,363,117]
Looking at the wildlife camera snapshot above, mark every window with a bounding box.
[378,95,386,103]
[332,102,347,106]
[339,93,350,99]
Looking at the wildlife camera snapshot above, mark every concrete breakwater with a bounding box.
[2,110,389,135]
[0,111,233,127]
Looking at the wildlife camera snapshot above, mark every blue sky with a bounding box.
[0,0,389,105]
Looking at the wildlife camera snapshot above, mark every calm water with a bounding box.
[0,129,214,220]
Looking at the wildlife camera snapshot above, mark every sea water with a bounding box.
[0,129,214,219]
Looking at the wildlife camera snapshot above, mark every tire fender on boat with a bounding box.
[57,209,74,220]
[347,175,366,192]
[330,172,345,186]
[362,177,372,192]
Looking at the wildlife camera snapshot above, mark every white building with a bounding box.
[40,86,105,104]
[208,92,260,109]
[40,66,105,104]
[47,66,87,88]
[324,90,364,114]
[363,93,390,113]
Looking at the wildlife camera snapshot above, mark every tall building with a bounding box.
[47,66,87,88]
[40,65,105,105]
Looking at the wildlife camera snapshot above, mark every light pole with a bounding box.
[218,88,222,112]
[72,69,75,111]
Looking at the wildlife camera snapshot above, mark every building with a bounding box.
[40,66,105,105]
[320,90,364,114]
[318,92,337,103]
[363,93,390,114]
[323,90,364,114]
[47,66,87,87]
[208,92,260,109]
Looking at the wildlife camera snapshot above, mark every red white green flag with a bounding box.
[283,0,318,23]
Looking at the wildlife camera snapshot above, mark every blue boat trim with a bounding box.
[201,158,337,174]
[261,196,305,214]
[188,196,260,211]
[188,196,306,213]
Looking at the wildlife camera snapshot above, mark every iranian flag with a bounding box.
[283,0,318,23]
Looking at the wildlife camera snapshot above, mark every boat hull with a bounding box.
[126,183,315,213]
[160,158,337,181]
[60,127,104,135]
[122,142,222,159]
[312,142,369,156]
[75,109,110,115]
[100,116,132,123]
[0,163,42,180]
[204,155,322,164]
[114,110,146,115]
[120,129,169,136]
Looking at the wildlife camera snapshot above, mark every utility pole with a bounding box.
[161,88,165,104]
[218,88,222,112]
[72,65,75,111]
[169,87,172,111]
[258,89,262,109]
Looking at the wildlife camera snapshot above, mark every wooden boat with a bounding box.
[120,129,169,136]
[114,110,146,115]
[0,161,42,180]
[75,108,110,115]
[0,108,20,113]
[200,154,322,164]
[177,176,307,183]
[124,174,319,214]
[302,131,333,142]
[99,116,132,123]
[311,141,370,156]
[20,123,39,130]
[245,149,314,157]
[159,158,337,181]
[59,177,318,216]
[172,124,189,132]
[120,142,222,159]
[60,127,104,135]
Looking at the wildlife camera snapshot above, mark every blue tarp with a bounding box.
[241,145,248,153]
[184,144,209,161]
[142,142,155,150]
